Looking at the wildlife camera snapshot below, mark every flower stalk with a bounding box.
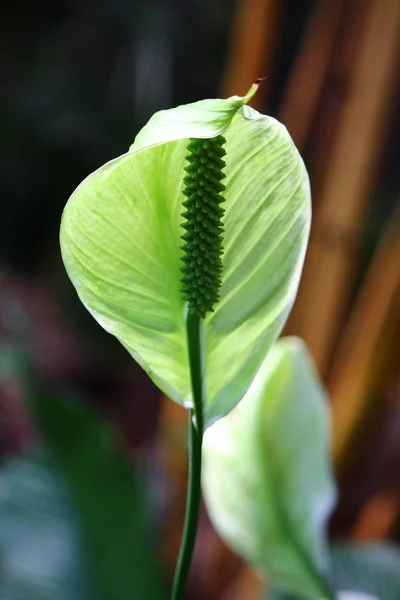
[171,131,226,597]
[170,311,204,600]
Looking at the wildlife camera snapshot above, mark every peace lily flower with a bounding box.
[60,83,310,428]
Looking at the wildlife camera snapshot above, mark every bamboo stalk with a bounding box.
[329,209,400,465]
[220,0,281,109]
[219,566,263,600]
[307,0,371,187]
[284,0,400,377]
[279,0,344,149]
[352,492,399,541]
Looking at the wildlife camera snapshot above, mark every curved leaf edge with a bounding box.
[129,82,260,154]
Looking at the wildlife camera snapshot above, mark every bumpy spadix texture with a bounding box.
[181,136,226,317]
[60,86,311,427]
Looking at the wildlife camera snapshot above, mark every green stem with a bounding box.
[170,311,204,600]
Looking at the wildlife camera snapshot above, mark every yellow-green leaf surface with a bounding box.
[60,88,310,426]
[202,338,336,598]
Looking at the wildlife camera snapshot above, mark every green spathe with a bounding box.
[202,337,336,599]
[60,87,311,427]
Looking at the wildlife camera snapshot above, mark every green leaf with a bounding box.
[60,88,311,426]
[30,390,165,600]
[330,543,400,600]
[0,341,164,600]
[269,543,400,600]
[202,337,336,599]
[337,595,379,600]
[130,83,258,152]
[269,588,378,600]
[0,449,89,600]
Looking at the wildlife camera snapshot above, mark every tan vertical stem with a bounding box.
[328,210,400,465]
[279,0,344,149]
[285,0,400,377]
[220,0,281,109]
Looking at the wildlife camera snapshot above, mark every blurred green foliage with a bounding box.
[0,449,90,600]
[271,544,400,600]
[0,343,164,599]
